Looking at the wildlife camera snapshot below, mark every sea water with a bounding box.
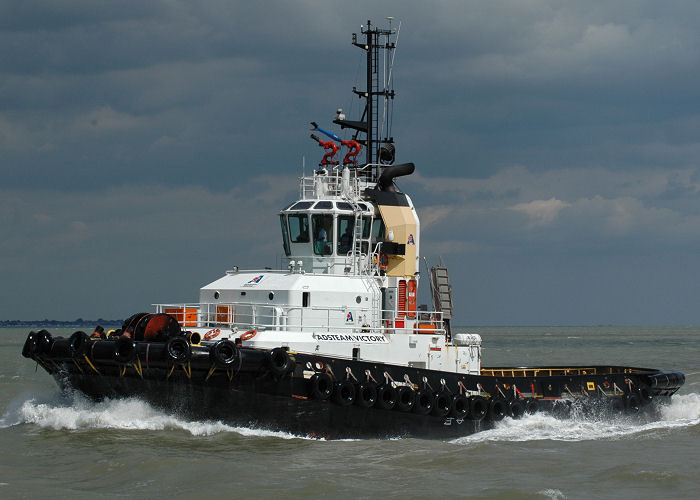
[1,326,698,499]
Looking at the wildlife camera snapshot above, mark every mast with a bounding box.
[334,19,397,178]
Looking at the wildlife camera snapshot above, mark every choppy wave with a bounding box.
[3,392,698,443]
[1,394,302,440]
[451,393,700,445]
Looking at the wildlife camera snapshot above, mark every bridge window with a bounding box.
[279,215,290,256]
[372,218,385,242]
[291,201,313,210]
[314,201,333,210]
[337,215,354,255]
[288,214,310,243]
[337,202,353,211]
[312,214,333,255]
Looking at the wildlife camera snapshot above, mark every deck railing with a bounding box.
[154,301,445,336]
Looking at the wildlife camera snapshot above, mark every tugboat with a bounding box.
[22,20,684,439]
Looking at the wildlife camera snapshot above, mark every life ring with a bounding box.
[203,328,221,341]
[240,330,257,341]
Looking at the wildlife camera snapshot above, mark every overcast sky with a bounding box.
[2,1,700,325]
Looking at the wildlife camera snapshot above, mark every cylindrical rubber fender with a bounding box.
[625,392,641,413]
[267,347,295,377]
[22,332,38,358]
[114,336,136,364]
[637,383,653,406]
[451,394,469,419]
[396,386,415,412]
[508,399,526,419]
[165,336,191,365]
[525,398,539,414]
[412,389,434,415]
[431,391,452,417]
[48,338,72,359]
[69,331,90,358]
[210,339,239,368]
[237,348,267,372]
[468,395,488,421]
[35,330,53,355]
[310,372,333,400]
[610,396,626,412]
[375,385,397,410]
[488,397,507,421]
[355,382,377,408]
[90,339,117,362]
[333,380,356,406]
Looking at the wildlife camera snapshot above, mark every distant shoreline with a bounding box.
[1,319,123,329]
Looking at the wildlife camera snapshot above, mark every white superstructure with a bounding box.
[156,166,481,375]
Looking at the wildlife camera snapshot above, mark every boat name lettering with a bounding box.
[316,334,387,343]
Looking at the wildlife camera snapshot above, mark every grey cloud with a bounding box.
[3,1,700,324]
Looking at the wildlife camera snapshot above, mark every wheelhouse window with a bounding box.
[337,215,354,255]
[314,201,333,210]
[312,214,333,255]
[361,215,372,253]
[291,201,314,210]
[288,214,309,243]
[279,215,291,256]
[372,218,385,243]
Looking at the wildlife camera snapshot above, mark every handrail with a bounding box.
[154,301,445,336]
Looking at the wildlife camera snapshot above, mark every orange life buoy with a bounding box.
[240,330,257,341]
[203,328,221,340]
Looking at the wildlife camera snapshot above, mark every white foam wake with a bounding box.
[451,393,700,445]
[2,394,302,440]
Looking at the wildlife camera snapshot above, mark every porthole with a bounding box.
[269,292,275,300]
[356,296,362,304]
[214,291,220,300]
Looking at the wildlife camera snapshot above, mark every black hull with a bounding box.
[23,331,685,439]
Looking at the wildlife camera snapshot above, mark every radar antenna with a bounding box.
[333,19,398,178]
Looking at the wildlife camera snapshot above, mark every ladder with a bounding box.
[430,266,454,340]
